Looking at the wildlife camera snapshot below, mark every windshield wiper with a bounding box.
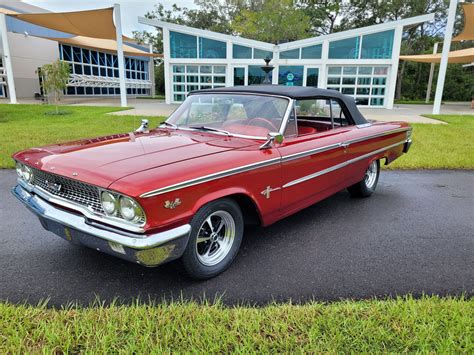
[188,126,232,136]
[159,121,178,129]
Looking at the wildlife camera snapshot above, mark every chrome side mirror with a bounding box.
[135,119,149,133]
[259,132,284,149]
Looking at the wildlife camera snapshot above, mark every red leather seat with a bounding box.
[298,126,317,135]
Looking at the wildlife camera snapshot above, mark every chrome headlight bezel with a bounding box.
[99,189,146,226]
[100,191,118,216]
[119,196,145,224]
[16,162,23,179]
[16,162,33,184]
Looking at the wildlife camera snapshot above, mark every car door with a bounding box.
[276,98,353,216]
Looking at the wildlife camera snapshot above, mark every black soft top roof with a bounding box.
[191,85,368,125]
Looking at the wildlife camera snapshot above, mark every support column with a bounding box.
[0,14,17,104]
[433,0,458,115]
[162,27,171,104]
[272,49,279,85]
[226,40,232,86]
[114,4,127,107]
[149,43,155,97]
[425,42,438,103]
[386,25,403,110]
[319,40,329,89]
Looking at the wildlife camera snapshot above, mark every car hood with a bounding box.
[14,129,257,188]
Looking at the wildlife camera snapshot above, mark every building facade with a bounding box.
[140,14,434,108]
[0,1,153,100]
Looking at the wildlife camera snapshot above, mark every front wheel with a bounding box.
[181,198,243,279]
[347,160,380,197]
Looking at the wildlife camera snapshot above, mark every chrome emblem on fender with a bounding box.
[261,186,280,199]
[164,198,181,209]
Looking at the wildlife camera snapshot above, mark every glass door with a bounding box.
[233,66,247,86]
[304,67,320,87]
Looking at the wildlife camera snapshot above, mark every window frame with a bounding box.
[290,96,355,137]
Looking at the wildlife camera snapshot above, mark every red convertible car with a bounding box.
[13,86,412,279]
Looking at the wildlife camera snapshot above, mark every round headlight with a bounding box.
[101,191,117,215]
[119,196,143,223]
[21,164,33,183]
[16,162,24,179]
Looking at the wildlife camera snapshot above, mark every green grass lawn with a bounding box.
[387,114,474,169]
[0,104,472,169]
[0,104,165,169]
[0,296,472,353]
[394,99,437,105]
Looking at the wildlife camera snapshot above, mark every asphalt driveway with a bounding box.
[0,169,472,306]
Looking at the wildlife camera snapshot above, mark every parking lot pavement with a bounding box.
[0,169,472,306]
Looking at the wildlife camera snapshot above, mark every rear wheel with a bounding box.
[182,198,243,279]
[347,160,380,197]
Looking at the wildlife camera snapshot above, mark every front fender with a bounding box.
[191,186,263,219]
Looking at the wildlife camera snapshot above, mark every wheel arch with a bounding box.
[191,188,263,226]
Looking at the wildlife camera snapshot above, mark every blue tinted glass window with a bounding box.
[91,51,98,65]
[278,66,304,86]
[233,44,252,59]
[254,49,273,59]
[280,48,299,59]
[361,30,394,59]
[328,37,360,59]
[301,44,322,59]
[99,53,106,66]
[199,37,226,58]
[170,31,197,58]
[82,49,90,64]
[61,45,72,61]
[234,68,245,85]
[73,47,81,62]
[248,65,272,84]
[306,68,319,87]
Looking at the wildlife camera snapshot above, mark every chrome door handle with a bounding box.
[341,142,350,148]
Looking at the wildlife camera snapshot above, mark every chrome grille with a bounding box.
[31,168,104,214]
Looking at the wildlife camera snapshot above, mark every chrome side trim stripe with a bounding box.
[281,143,342,163]
[281,127,410,163]
[140,157,281,198]
[140,128,410,198]
[342,127,410,146]
[282,140,406,188]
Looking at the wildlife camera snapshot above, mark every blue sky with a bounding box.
[24,0,196,36]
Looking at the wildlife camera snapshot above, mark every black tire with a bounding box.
[347,159,380,198]
[181,198,243,280]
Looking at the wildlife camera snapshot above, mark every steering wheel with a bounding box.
[247,117,279,132]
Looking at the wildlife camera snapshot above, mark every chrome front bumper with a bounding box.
[12,184,191,267]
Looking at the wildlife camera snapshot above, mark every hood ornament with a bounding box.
[135,119,149,133]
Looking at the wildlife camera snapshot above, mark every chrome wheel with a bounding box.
[196,210,236,267]
[365,160,378,189]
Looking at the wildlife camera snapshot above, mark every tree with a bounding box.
[335,0,452,100]
[39,60,70,113]
[296,0,343,35]
[231,0,311,43]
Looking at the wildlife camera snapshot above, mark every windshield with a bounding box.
[165,94,290,138]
